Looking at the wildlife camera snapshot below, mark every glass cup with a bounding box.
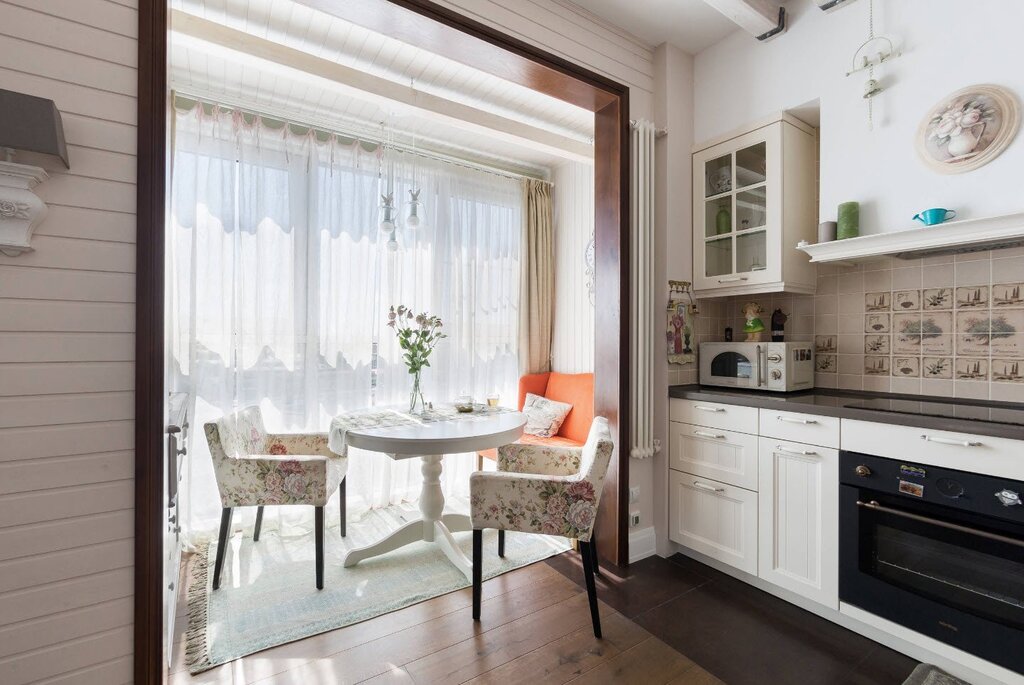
[486,392,500,408]
[455,394,474,412]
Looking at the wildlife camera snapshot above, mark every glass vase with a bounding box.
[409,369,426,414]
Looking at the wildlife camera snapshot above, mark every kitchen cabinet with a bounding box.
[692,114,817,297]
[757,438,839,609]
[669,469,758,575]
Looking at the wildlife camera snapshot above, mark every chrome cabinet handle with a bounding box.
[692,481,725,493]
[717,276,748,283]
[777,416,818,425]
[694,430,726,439]
[920,434,982,447]
[694,405,725,413]
[775,444,818,456]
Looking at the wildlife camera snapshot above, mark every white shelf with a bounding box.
[796,212,1024,264]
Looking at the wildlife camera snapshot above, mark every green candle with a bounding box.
[837,201,860,240]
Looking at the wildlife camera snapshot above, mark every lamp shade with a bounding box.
[0,89,69,168]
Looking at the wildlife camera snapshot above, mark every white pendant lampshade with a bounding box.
[379,192,396,233]
[406,188,423,228]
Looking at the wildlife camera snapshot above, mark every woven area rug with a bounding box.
[903,664,973,685]
[185,501,569,674]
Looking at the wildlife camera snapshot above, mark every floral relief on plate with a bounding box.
[989,310,1024,357]
[865,292,890,312]
[892,290,921,311]
[923,287,953,310]
[892,357,920,377]
[955,285,988,309]
[865,313,890,334]
[815,335,837,354]
[864,356,890,375]
[955,357,988,381]
[991,358,1024,383]
[992,283,1024,308]
[815,354,837,373]
[956,312,991,355]
[922,357,953,379]
[892,313,922,354]
[864,334,890,354]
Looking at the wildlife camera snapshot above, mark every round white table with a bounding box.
[342,410,525,580]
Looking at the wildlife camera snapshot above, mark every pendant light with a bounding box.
[405,135,425,229]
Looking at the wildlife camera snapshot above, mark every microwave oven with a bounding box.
[699,342,814,392]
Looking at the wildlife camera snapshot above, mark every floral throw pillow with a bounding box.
[522,393,573,438]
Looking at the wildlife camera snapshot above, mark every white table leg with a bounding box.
[342,455,474,580]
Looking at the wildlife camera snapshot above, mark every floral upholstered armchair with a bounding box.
[469,416,613,637]
[204,406,348,590]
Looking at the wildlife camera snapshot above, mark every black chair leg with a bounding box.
[497,529,505,558]
[579,540,602,638]
[315,506,325,590]
[213,507,233,590]
[253,505,264,542]
[339,478,347,538]
[589,531,600,577]
[472,529,483,621]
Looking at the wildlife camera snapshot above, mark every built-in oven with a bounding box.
[839,450,1024,675]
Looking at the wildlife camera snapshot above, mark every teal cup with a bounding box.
[913,208,957,226]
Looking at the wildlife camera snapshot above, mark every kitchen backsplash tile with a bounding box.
[693,251,1024,401]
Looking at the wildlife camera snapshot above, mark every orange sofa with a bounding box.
[477,371,594,468]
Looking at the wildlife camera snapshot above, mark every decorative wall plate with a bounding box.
[916,84,1020,174]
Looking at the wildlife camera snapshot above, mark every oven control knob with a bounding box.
[995,489,1022,507]
[770,369,782,380]
[855,465,872,478]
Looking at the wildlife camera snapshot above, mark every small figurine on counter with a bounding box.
[771,308,788,342]
[742,301,765,342]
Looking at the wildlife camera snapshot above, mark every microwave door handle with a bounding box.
[856,500,1024,549]
[756,345,764,387]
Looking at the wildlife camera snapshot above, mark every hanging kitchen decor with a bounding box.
[845,0,900,130]
[666,280,696,365]
[915,84,1020,174]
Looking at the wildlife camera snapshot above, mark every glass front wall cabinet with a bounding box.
[691,115,818,297]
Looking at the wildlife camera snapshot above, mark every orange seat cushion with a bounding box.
[477,433,585,462]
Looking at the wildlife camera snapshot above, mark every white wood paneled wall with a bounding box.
[551,160,595,373]
[0,1,137,683]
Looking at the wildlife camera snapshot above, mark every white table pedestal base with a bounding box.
[342,455,474,580]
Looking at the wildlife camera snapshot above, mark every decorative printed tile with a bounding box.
[864,334,890,354]
[955,285,989,309]
[990,310,1024,358]
[815,354,837,373]
[992,283,1024,309]
[865,292,890,312]
[892,357,920,377]
[892,313,922,354]
[920,312,953,355]
[991,358,1024,383]
[956,312,991,355]
[922,287,953,310]
[814,335,837,354]
[955,357,988,381]
[865,313,890,333]
[892,289,921,311]
[922,357,953,379]
[864,356,890,375]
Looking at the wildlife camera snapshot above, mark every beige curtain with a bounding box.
[519,178,554,374]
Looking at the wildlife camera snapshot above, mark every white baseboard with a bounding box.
[628,526,657,563]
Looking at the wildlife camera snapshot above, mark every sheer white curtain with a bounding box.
[170,103,521,542]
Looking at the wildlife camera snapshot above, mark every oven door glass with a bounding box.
[709,351,755,381]
[857,494,1024,630]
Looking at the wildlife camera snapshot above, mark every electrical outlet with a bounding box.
[628,486,640,503]
[629,511,641,527]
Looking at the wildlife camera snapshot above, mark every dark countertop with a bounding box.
[668,385,1024,441]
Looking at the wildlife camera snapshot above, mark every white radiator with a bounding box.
[630,121,657,459]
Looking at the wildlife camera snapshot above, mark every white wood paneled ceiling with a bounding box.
[569,0,739,53]
[169,0,595,175]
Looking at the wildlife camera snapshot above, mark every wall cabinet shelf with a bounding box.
[692,114,817,297]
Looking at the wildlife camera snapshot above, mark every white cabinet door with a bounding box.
[670,421,759,491]
[669,469,758,575]
[757,438,839,609]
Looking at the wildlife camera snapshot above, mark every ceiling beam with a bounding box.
[170,10,593,163]
[701,0,787,40]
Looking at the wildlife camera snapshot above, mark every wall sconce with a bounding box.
[0,89,69,256]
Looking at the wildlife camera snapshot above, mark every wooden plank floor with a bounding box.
[170,555,721,685]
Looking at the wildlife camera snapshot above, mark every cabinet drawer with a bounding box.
[670,398,758,435]
[759,409,840,448]
[841,420,1024,480]
[670,421,758,490]
[668,469,758,575]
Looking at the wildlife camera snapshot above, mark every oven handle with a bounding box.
[856,500,1024,549]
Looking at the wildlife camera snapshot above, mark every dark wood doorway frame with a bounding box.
[135,1,630,681]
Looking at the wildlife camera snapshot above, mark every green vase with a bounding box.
[837,201,860,240]
[715,207,731,235]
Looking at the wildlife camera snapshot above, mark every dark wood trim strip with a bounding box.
[135,1,168,683]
